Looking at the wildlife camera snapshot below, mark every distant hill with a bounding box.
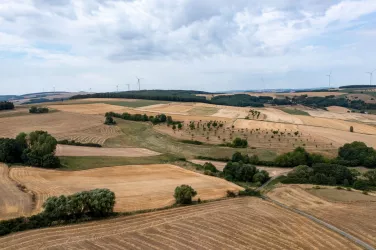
[340,85,376,89]
[0,92,88,104]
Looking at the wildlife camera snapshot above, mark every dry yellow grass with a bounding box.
[55,145,160,157]
[141,103,195,114]
[0,197,361,250]
[9,164,242,214]
[0,164,33,220]
[49,103,130,115]
[268,184,376,247]
[0,112,121,145]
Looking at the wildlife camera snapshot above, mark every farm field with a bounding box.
[268,184,376,247]
[9,164,242,214]
[0,164,33,220]
[0,111,121,145]
[0,197,361,250]
[105,119,277,160]
[55,144,160,157]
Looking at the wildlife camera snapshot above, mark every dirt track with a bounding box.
[0,197,361,250]
[55,145,160,157]
[9,164,242,213]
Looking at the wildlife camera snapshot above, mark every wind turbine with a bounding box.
[136,77,143,91]
[126,84,130,91]
[366,69,376,85]
[116,85,119,92]
[326,71,332,88]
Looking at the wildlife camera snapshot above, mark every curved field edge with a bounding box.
[0,198,361,250]
[0,164,33,220]
[268,185,376,248]
[8,164,242,214]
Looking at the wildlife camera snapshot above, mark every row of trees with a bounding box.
[105,112,179,126]
[29,106,49,114]
[0,189,115,236]
[283,164,355,186]
[223,161,270,184]
[57,140,102,148]
[0,131,60,168]
[0,101,14,110]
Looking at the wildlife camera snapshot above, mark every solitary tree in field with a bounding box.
[350,126,354,133]
[174,185,197,204]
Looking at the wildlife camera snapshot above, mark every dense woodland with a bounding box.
[0,101,14,111]
[71,90,376,110]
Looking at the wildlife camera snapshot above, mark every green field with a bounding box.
[188,106,219,116]
[103,100,168,108]
[104,119,277,160]
[59,154,179,170]
[280,108,310,116]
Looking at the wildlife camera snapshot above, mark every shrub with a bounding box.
[174,185,197,204]
[202,162,218,173]
[180,140,203,145]
[29,106,49,114]
[226,190,237,197]
[57,140,102,148]
[364,170,376,186]
[104,116,116,125]
[0,101,14,111]
[223,161,270,184]
[362,190,368,195]
[352,180,369,190]
[350,126,354,132]
[238,189,261,197]
[338,141,376,168]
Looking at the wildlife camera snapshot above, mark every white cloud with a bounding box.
[0,0,375,93]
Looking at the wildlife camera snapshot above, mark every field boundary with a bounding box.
[263,196,375,250]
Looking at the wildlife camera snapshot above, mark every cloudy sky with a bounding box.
[1,0,376,94]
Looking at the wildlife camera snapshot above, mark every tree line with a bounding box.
[0,101,14,111]
[0,189,115,236]
[0,131,60,168]
[71,90,376,111]
[105,112,181,126]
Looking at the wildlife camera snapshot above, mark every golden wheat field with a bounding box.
[268,184,376,247]
[0,164,33,220]
[9,164,242,214]
[55,145,160,157]
[0,197,361,250]
[0,112,121,145]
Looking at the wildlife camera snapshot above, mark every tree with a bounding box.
[104,116,116,125]
[177,123,183,130]
[174,185,197,204]
[172,124,176,132]
[364,170,376,186]
[353,180,369,190]
[24,131,59,168]
[350,126,354,133]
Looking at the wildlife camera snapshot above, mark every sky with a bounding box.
[1,0,376,95]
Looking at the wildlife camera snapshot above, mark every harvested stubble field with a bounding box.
[55,145,160,157]
[190,160,292,176]
[9,164,242,214]
[0,164,33,220]
[268,184,376,247]
[0,112,121,145]
[0,197,361,250]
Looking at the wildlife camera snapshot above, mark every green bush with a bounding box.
[180,140,203,145]
[29,106,49,114]
[174,185,197,204]
[223,161,269,183]
[238,188,261,197]
[104,116,116,125]
[58,140,102,148]
[338,141,376,168]
[0,101,14,111]
[352,180,369,190]
[202,162,218,173]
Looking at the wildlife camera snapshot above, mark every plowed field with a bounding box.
[268,184,376,247]
[0,197,361,250]
[0,164,33,220]
[9,164,242,213]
